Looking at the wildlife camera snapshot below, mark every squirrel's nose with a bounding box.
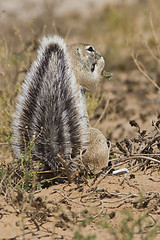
[95,53,102,61]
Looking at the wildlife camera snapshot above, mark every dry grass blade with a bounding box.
[132,53,160,91]
[94,98,110,127]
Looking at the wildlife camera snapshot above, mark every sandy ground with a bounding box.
[0,0,160,239]
[1,169,160,239]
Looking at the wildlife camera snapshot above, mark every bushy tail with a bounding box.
[12,35,88,169]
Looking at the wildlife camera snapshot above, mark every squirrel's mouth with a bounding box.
[90,64,112,80]
[91,63,96,72]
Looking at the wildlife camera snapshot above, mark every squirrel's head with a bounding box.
[68,43,105,91]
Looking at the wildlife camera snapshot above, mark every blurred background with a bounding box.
[0,0,160,153]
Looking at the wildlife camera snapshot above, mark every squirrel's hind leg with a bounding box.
[82,127,109,171]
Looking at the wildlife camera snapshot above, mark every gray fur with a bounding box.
[12,35,89,170]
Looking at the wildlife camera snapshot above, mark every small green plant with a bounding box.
[80,217,93,228]
[0,131,44,197]
[74,231,96,240]
[0,154,36,194]
[97,211,159,240]
[85,91,102,118]
[0,25,38,146]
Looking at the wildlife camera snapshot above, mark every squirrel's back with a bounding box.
[12,35,89,169]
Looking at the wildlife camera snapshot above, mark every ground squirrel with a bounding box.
[12,35,109,171]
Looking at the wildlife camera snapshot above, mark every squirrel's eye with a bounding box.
[86,46,94,52]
